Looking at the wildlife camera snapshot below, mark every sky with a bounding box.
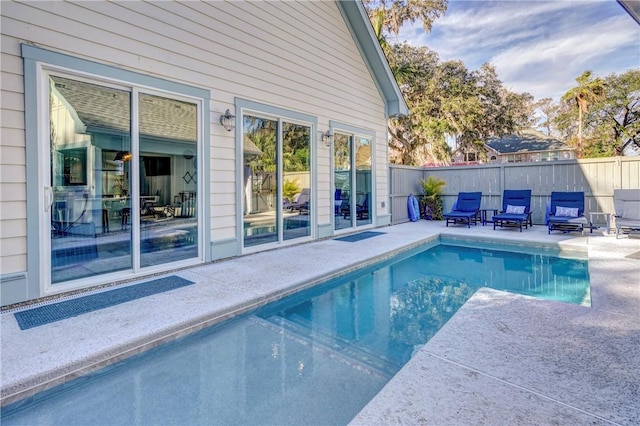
[393,0,640,102]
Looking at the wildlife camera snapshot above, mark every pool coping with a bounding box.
[1,222,639,424]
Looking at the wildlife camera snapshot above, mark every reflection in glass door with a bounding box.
[243,116,278,247]
[334,133,352,231]
[334,132,372,230]
[47,75,200,286]
[49,76,132,284]
[354,136,372,226]
[138,94,198,268]
[282,122,311,241]
[243,115,311,248]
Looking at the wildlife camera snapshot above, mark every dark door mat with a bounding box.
[14,276,194,330]
[334,231,385,242]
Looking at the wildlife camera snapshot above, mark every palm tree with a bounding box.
[562,71,605,156]
[418,176,446,219]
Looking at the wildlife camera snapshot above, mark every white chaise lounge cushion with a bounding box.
[506,204,525,214]
[555,206,579,217]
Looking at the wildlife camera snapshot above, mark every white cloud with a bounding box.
[395,0,640,100]
[491,14,639,98]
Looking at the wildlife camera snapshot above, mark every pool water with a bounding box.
[1,239,590,425]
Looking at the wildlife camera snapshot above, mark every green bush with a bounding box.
[418,176,446,220]
[283,179,301,203]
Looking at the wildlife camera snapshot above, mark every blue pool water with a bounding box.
[2,238,590,425]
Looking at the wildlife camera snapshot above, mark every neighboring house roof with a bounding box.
[486,129,572,154]
[337,1,409,118]
[242,135,263,157]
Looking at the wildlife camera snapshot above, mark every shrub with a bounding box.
[283,179,301,203]
[418,176,446,220]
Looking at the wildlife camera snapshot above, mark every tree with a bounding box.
[556,69,640,157]
[363,0,449,36]
[534,97,561,136]
[453,63,534,159]
[561,70,606,156]
[384,44,534,165]
[595,70,640,156]
[386,43,445,165]
[364,1,534,165]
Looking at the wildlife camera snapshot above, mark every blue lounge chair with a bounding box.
[443,192,482,228]
[355,193,369,220]
[547,191,588,234]
[493,189,532,232]
[342,193,369,220]
[288,188,310,214]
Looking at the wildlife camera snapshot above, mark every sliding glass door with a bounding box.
[242,114,311,248]
[47,74,201,286]
[334,132,372,231]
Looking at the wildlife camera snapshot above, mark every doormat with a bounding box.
[14,276,194,330]
[334,231,385,242]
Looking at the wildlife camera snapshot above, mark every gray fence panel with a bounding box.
[390,157,640,225]
[620,157,640,189]
[389,166,427,224]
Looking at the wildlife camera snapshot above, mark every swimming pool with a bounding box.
[1,238,590,425]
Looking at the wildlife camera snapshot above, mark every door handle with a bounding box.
[44,186,54,212]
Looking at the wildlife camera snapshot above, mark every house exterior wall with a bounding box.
[0,0,391,305]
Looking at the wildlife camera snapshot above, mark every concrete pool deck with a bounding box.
[1,221,639,424]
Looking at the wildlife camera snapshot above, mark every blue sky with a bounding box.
[394,0,639,101]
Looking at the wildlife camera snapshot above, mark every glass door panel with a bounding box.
[49,76,132,283]
[334,133,352,230]
[243,116,278,247]
[355,136,372,226]
[48,74,202,287]
[282,122,311,241]
[138,94,199,268]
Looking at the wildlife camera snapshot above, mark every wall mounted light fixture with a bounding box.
[220,109,235,132]
[321,130,333,147]
[114,151,132,162]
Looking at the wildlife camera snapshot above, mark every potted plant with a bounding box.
[418,176,446,220]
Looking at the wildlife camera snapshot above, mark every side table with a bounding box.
[589,212,611,234]
[480,208,498,226]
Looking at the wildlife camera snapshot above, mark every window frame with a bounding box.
[235,98,317,253]
[329,121,376,232]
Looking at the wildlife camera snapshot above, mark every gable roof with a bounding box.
[486,129,572,154]
[337,1,409,118]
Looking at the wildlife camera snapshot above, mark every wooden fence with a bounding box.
[389,157,640,225]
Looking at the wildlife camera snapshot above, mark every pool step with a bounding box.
[251,315,400,379]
